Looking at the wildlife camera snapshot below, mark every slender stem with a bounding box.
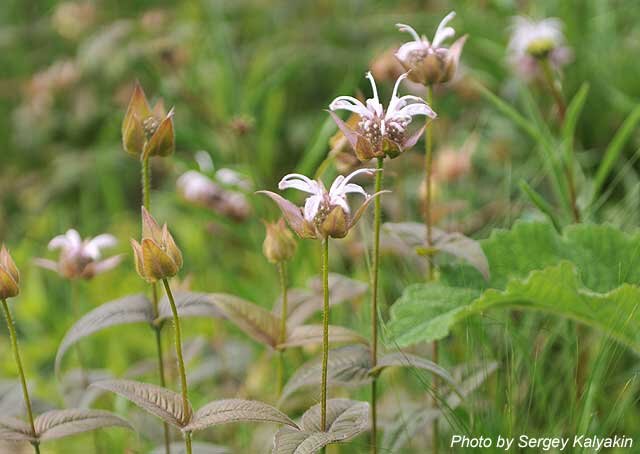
[161,279,191,454]
[277,262,288,397]
[540,58,579,222]
[142,158,171,454]
[540,58,566,123]
[424,85,439,454]
[142,157,151,210]
[320,238,330,431]
[370,157,384,454]
[424,85,435,281]
[2,299,39,454]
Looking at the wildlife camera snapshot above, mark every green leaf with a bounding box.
[592,104,640,202]
[35,409,132,442]
[388,222,640,350]
[518,180,562,232]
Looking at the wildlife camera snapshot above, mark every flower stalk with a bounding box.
[424,85,435,281]
[320,237,330,431]
[277,261,288,397]
[1,298,39,454]
[162,278,191,454]
[370,156,383,454]
[141,155,171,454]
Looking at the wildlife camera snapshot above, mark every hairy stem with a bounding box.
[277,262,288,397]
[424,85,435,281]
[425,85,439,454]
[162,279,191,454]
[2,299,39,454]
[321,237,330,431]
[370,157,384,454]
[142,157,171,454]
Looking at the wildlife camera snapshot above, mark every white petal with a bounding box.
[365,72,383,116]
[330,168,375,198]
[393,98,437,119]
[329,96,372,118]
[48,234,70,251]
[395,41,427,63]
[85,234,117,259]
[330,195,351,215]
[65,229,82,249]
[432,11,456,48]
[396,23,424,44]
[278,173,318,194]
[303,195,322,222]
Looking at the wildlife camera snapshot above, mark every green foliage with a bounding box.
[388,222,640,350]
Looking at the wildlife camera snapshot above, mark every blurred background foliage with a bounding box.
[1,0,639,452]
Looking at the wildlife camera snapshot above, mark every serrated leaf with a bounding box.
[92,379,192,428]
[151,441,230,454]
[212,296,281,348]
[275,274,368,327]
[383,222,489,280]
[370,352,456,388]
[0,417,35,442]
[280,345,371,404]
[277,325,368,350]
[34,409,132,441]
[55,294,154,374]
[157,292,224,322]
[183,399,298,432]
[272,399,369,454]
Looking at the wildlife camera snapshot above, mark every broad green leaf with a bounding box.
[92,379,192,428]
[0,417,35,442]
[212,296,281,348]
[157,291,225,322]
[55,294,154,375]
[277,325,368,350]
[183,399,298,432]
[389,222,640,350]
[35,409,132,441]
[272,399,369,454]
[279,345,371,404]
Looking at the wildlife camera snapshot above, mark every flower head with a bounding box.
[258,169,387,239]
[329,72,436,161]
[131,207,183,283]
[35,230,122,280]
[122,81,175,159]
[507,17,572,79]
[263,218,297,264]
[395,12,467,85]
[177,170,251,222]
[0,245,20,299]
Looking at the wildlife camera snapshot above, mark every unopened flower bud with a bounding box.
[131,207,183,282]
[122,82,175,160]
[263,219,297,263]
[0,245,20,299]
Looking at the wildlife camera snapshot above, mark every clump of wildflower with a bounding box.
[131,207,183,283]
[35,230,122,280]
[329,72,436,161]
[258,169,385,239]
[507,17,572,79]
[122,82,175,159]
[395,12,467,85]
[0,245,20,299]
